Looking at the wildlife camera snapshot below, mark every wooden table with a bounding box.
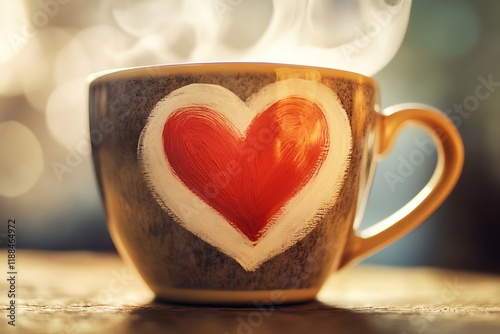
[1,251,499,334]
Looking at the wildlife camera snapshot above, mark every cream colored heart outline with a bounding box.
[138,78,352,271]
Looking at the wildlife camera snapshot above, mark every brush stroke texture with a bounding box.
[162,97,329,242]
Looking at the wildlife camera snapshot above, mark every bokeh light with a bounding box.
[0,0,28,63]
[54,25,133,85]
[0,0,499,273]
[45,78,87,148]
[111,0,182,38]
[23,28,74,113]
[0,121,44,197]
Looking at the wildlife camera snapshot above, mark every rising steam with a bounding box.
[113,0,412,75]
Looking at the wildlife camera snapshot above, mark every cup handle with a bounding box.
[339,103,464,269]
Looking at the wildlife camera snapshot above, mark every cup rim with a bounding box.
[88,61,377,87]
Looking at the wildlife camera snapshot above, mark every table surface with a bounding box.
[1,251,499,334]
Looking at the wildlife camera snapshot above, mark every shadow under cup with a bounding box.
[89,63,463,304]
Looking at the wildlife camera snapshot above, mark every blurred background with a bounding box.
[0,0,498,273]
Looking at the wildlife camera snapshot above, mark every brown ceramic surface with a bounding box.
[89,63,463,304]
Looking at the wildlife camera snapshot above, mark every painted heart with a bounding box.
[138,79,352,271]
[162,97,329,242]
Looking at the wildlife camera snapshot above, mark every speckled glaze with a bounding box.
[89,63,379,303]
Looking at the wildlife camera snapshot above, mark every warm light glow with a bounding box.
[112,0,182,38]
[0,0,416,250]
[0,0,414,143]
[107,0,411,75]
[24,28,73,112]
[45,79,87,148]
[0,0,28,63]
[0,121,44,197]
[54,25,132,85]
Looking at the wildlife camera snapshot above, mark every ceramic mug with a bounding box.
[89,63,463,304]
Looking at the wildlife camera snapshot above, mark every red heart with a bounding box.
[162,97,329,242]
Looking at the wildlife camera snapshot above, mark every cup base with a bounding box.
[152,286,320,305]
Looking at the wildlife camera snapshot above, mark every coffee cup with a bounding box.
[89,62,463,304]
